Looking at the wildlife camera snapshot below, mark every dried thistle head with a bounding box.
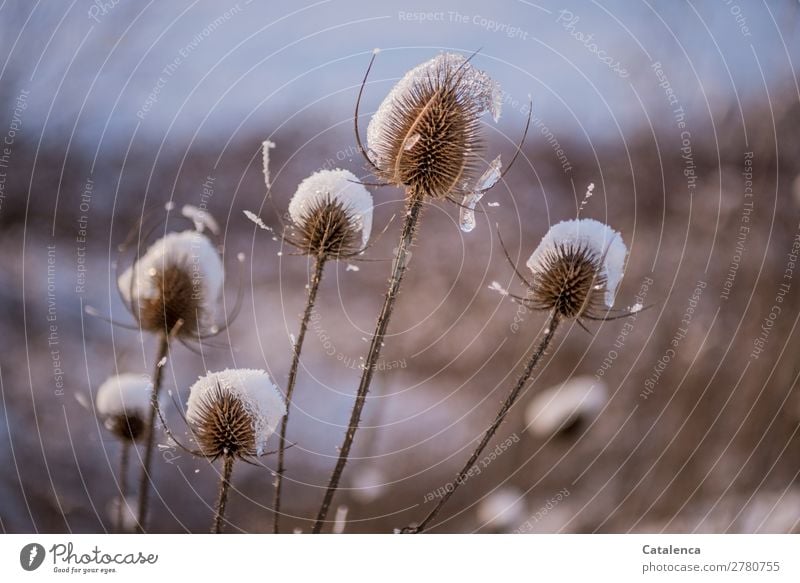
[366,53,503,202]
[118,230,224,339]
[96,373,152,443]
[186,369,286,460]
[527,242,606,319]
[287,169,373,258]
[525,219,627,321]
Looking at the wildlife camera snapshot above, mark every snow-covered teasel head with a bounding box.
[363,52,507,213]
[117,229,224,338]
[96,373,152,442]
[286,169,373,257]
[524,219,627,320]
[525,376,608,438]
[186,369,286,460]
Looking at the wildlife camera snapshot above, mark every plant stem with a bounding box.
[135,333,170,533]
[273,256,326,534]
[311,189,425,533]
[212,454,235,533]
[408,312,560,533]
[115,441,130,533]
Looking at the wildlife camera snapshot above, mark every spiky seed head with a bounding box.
[526,219,628,320]
[104,414,147,442]
[118,230,224,338]
[287,169,373,258]
[188,384,257,459]
[96,373,152,443]
[186,369,286,459]
[294,198,361,257]
[366,53,502,200]
[528,242,606,319]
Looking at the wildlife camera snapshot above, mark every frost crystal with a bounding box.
[366,52,503,168]
[526,219,627,307]
[182,204,219,235]
[459,155,502,233]
[96,373,152,418]
[118,230,224,322]
[262,140,276,189]
[288,169,374,249]
[186,368,286,456]
[243,210,271,231]
[488,281,510,297]
[631,302,643,313]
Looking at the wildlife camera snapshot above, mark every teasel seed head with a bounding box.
[525,219,627,321]
[366,52,503,201]
[185,369,286,460]
[287,169,373,258]
[96,373,152,442]
[118,230,224,339]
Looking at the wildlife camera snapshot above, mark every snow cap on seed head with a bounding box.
[526,218,627,317]
[96,373,152,442]
[117,230,224,337]
[365,52,503,205]
[288,168,373,256]
[186,368,286,458]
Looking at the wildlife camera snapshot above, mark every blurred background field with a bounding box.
[1,0,799,533]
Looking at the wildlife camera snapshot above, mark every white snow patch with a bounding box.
[96,373,152,419]
[525,376,607,438]
[244,210,271,231]
[351,467,387,504]
[262,140,276,189]
[488,281,509,297]
[477,487,527,532]
[182,204,219,235]
[459,155,502,233]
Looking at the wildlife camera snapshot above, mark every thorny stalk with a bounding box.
[135,333,170,533]
[212,453,235,534]
[273,256,326,533]
[115,441,130,533]
[406,311,560,533]
[312,188,425,533]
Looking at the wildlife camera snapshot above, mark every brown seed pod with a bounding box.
[292,197,361,258]
[104,414,147,442]
[188,383,257,460]
[528,242,607,320]
[137,263,201,335]
[185,369,287,461]
[366,53,501,200]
